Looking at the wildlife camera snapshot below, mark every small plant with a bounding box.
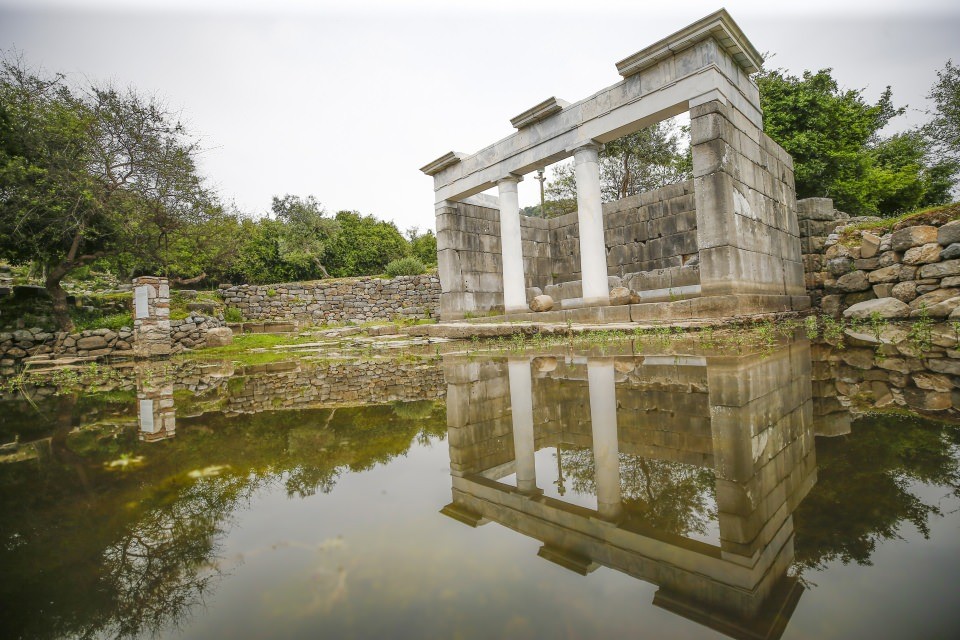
[908,305,934,354]
[266,289,277,297]
[385,257,426,278]
[804,315,819,340]
[224,307,243,323]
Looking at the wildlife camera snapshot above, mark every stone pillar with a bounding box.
[497,176,527,313]
[132,276,171,358]
[573,143,610,306]
[587,358,622,521]
[137,367,176,442]
[508,357,538,494]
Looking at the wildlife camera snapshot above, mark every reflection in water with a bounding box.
[138,369,176,442]
[442,338,816,640]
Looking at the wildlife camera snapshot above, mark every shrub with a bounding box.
[224,307,243,323]
[385,257,425,277]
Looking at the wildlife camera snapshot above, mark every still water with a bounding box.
[1,336,959,639]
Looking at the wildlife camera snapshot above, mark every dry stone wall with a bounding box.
[798,199,960,320]
[218,274,441,324]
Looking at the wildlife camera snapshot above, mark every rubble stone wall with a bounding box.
[218,274,441,324]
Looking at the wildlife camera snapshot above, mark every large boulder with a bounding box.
[940,243,960,261]
[529,295,554,312]
[910,295,960,318]
[867,264,902,284]
[842,297,911,319]
[891,225,938,252]
[204,327,234,347]
[909,288,960,311]
[919,259,960,279]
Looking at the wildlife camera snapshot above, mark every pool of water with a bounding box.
[1,335,959,639]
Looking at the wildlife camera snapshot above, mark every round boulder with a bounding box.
[529,295,554,312]
[609,286,632,306]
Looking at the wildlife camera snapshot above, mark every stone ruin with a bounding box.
[422,9,808,323]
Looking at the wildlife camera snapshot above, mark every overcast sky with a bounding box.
[2,0,958,233]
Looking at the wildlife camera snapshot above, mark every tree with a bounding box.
[270,194,339,279]
[925,59,960,165]
[406,227,437,265]
[757,67,956,215]
[325,211,408,277]
[541,118,691,217]
[0,56,208,330]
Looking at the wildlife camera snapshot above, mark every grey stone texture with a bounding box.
[219,274,441,324]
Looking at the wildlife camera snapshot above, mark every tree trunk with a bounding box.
[45,273,74,333]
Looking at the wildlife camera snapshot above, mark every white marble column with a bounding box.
[497,176,528,313]
[508,358,537,493]
[588,358,622,520]
[573,143,610,306]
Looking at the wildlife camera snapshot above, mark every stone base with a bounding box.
[455,294,810,325]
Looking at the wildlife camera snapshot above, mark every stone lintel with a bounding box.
[615,8,762,78]
[420,151,468,176]
[509,97,570,129]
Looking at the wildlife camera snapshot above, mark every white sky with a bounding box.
[1,0,958,233]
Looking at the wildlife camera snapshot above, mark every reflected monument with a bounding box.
[441,337,816,640]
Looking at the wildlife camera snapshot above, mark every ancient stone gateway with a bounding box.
[422,10,808,322]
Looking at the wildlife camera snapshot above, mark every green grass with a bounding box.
[72,311,133,332]
[840,202,960,239]
[177,332,315,365]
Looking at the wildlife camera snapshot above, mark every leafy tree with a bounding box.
[406,227,437,265]
[270,194,339,279]
[325,210,408,277]
[541,118,691,217]
[0,56,208,330]
[757,67,956,215]
[924,59,960,165]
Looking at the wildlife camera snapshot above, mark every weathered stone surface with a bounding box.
[891,225,938,252]
[860,232,881,258]
[75,335,108,350]
[821,294,843,316]
[919,259,960,279]
[867,264,901,284]
[928,358,960,376]
[835,270,870,292]
[529,295,554,312]
[909,288,960,311]
[938,220,960,246]
[941,243,960,260]
[872,283,894,298]
[840,348,876,369]
[912,372,954,392]
[826,257,854,276]
[910,296,960,318]
[205,327,234,347]
[877,251,900,268]
[608,287,631,305]
[903,387,952,411]
[842,297,911,319]
[902,243,941,265]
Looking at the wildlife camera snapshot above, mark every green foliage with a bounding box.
[407,228,437,264]
[924,59,960,166]
[223,307,243,323]
[72,311,132,332]
[325,210,408,277]
[385,256,426,277]
[758,67,957,216]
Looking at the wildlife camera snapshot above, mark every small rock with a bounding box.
[867,264,901,284]
[608,286,632,305]
[860,232,881,258]
[204,327,234,347]
[529,295,554,312]
[835,270,870,292]
[940,243,960,261]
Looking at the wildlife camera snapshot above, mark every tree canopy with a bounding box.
[757,67,957,215]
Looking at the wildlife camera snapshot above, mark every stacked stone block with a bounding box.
[690,100,804,300]
[796,198,848,309]
[219,274,441,324]
[132,276,171,358]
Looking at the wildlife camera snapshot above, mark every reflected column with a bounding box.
[508,357,538,494]
[137,366,176,442]
[588,358,622,520]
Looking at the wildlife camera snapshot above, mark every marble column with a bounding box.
[573,143,610,306]
[508,357,538,493]
[497,176,528,313]
[588,358,622,520]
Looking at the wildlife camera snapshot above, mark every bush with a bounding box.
[385,257,425,277]
[224,307,243,323]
